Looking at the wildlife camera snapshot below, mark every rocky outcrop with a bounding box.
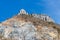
[0,9,60,40]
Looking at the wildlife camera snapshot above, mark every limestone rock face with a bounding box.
[0,9,60,40]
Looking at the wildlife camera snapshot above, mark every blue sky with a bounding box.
[0,0,60,24]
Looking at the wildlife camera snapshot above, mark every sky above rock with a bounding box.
[0,0,60,24]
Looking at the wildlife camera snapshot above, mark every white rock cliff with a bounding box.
[0,9,60,40]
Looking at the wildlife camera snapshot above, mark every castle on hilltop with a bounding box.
[18,9,28,15]
[18,9,54,22]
